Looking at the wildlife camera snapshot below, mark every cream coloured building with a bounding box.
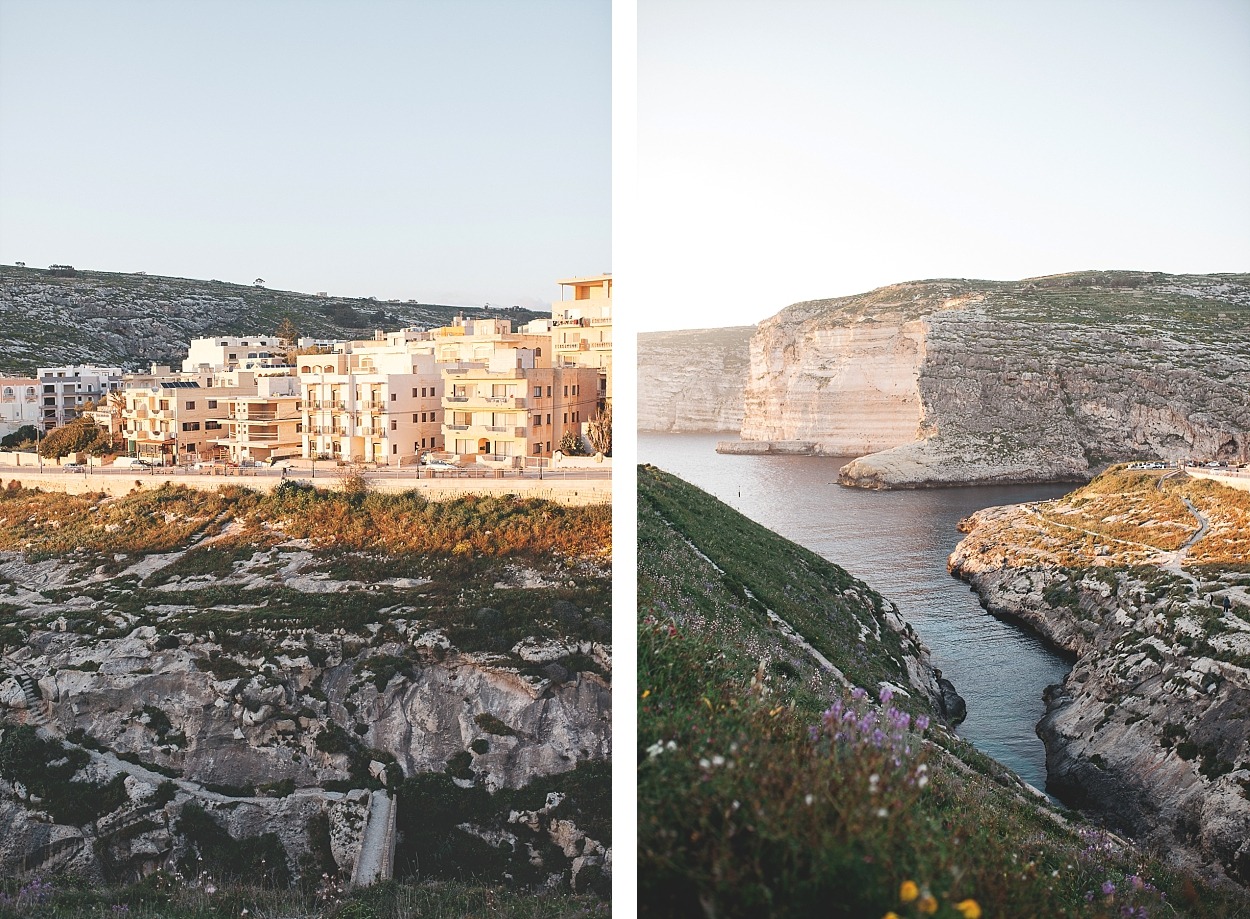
[0,378,41,438]
[298,346,443,465]
[206,374,302,464]
[441,349,600,464]
[552,274,612,404]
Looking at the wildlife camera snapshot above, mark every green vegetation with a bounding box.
[638,466,1245,918]
[0,264,545,375]
[0,874,601,918]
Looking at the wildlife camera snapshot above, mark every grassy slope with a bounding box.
[637,465,1249,918]
[0,265,544,374]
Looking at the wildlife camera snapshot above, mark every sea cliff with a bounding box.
[949,468,1250,885]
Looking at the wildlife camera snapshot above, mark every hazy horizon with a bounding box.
[0,0,610,311]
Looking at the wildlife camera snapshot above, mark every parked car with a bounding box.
[112,456,152,467]
[62,462,85,472]
[422,459,461,471]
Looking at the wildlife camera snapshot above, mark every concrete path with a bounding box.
[351,789,396,887]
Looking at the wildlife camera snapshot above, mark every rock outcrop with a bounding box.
[0,492,611,889]
[637,327,753,432]
[948,473,1250,886]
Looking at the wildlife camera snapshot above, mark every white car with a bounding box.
[422,459,461,471]
[112,456,152,468]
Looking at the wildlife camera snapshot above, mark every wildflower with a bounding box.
[883,914,901,919]
[804,794,814,806]
[711,755,725,767]
[918,894,939,914]
[876,807,889,818]
[641,689,651,699]
[1102,880,1116,896]
[955,899,982,919]
[899,880,919,903]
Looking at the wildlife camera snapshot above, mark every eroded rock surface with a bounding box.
[949,481,1250,886]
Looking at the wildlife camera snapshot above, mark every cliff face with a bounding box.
[738,272,1250,486]
[948,470,1250,885]
[637,327,753,432]
[742,318,927,453]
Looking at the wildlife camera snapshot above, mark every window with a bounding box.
[533,444,542,455]
[413,387,419,398]
[181,422,201,432]
[390,393,397,401]
[546,441,551,452]
[207,400,218,409]
[563,412,568,424]
[533,415,542,426]
[205,421,222,431]
[392,444,398,454]
[563,385,569,397]
[546,413,551,425]
[572,385,578,396]
[413,413,420,423]
[186,401,195,410]
[390,420,398,430]
[573,411,580,423]
[533,386,542,397]
[546,386,552,397]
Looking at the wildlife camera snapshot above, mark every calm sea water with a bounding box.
[639,432,1073,791]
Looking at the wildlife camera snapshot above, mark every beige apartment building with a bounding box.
[552,274,612,404]
[206,374,302,464]
[299,347,444,465]
[182,336,290,373]
[0,378,41,438]
[441,349,600,464]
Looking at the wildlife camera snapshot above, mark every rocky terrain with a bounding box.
[949,467,1250,886]
[0,265,542,375]
[640,271,1250,486]
[0,482,610,894]
[637,326,753,432]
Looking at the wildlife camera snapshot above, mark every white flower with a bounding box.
[711,755,725,767]
[875,807,888,818]
[699,758,711,769]
[804,794,814,806]
[917,775,929,789]
[646,741,664,759]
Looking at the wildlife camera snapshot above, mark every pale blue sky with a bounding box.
[636,0,1250,330]
[0,0,610,309]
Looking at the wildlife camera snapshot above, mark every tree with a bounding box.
[558,430,587,456]
[254,278,265,287]
[38,417,111,458]
[586,404,612,456]
[0,425,38,450]
[275,316,299,344]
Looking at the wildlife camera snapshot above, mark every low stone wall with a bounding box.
[1185,467,1250,493]
[0,469,611,506]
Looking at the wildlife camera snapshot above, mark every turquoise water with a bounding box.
[640,432,1073,792]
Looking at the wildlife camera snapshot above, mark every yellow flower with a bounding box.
[883,913,901,919]
[955,900,982,919]
[641,689,651,699]
[899,880,919,903]
[918,894,939,914]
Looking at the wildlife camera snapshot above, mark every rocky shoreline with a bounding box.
[948,490,1250,888]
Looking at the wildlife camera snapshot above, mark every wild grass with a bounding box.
[0,873,604,918]
[637,466,1249,918]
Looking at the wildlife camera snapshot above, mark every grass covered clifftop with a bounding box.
[949,467,1250,887]
[637,465,1248,917]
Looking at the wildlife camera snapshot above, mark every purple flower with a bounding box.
[1102,880,1116,896]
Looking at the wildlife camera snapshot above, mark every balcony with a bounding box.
[555,340,589,352]
[589,316,612,326]
[553,317,585,327]
[591,341,612,350]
